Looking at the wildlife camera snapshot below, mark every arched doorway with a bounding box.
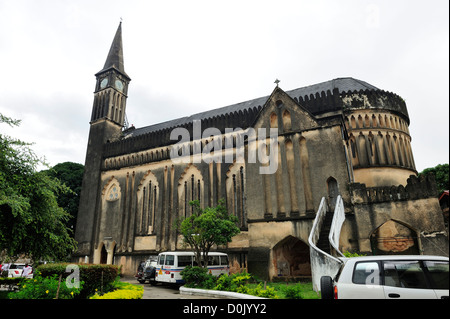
[272,236,311,278]
[327,177,339,211]
[100,244,108,264]
[370,220,419,255]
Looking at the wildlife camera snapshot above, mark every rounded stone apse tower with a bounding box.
[342,89,416,187]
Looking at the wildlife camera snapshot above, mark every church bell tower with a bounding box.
[91,22,131,127]
[74,22,131,262]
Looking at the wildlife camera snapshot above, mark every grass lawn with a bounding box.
[247,281,320,299]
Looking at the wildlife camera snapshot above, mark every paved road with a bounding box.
[121,276,213,299]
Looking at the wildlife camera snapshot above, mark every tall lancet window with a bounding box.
[226,164,247,229]
[178,165,204,218]
[137,171,159,235]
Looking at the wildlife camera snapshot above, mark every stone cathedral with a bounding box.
[73,23,448,278]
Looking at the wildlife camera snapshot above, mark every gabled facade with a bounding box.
[74,24,448,278]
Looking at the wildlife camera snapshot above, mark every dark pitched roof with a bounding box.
[124,77,379,138]
[287,77,378,98]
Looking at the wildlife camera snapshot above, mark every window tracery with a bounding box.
[106,183,120,202]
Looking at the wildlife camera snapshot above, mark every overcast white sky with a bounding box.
[0,0,448,173]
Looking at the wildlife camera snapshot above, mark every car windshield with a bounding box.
[10,264,25,269]
[145,258,157,267]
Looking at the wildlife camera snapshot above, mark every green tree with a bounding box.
[45,162,84,234]
[0,113,77,261]
[419,164,449,195]
[177,199,240,268]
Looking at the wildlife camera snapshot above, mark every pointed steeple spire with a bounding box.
[92,21,131,125]
[96,22,129,79]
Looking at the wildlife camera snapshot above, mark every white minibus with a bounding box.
[155,251,229,284]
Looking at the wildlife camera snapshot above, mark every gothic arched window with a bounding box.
[137,171,159,235]
[226,164,246,229]
[178,165,204,218]
[106,183,120,202]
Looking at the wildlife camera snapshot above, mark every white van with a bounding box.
[155,251,229,284]
[321,255,449,299]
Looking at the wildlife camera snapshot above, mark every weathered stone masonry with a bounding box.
[73,23,448,279]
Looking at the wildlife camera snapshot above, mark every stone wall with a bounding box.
[349,173,448,256]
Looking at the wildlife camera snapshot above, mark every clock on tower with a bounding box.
[115,79,124,92]
[100,77,109,89]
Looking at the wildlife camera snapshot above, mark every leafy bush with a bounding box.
[181,268,287,299]
[343,251,366,258]
[235,283,277,298]
[246,281,318,299]
[90,281,143,299]
[180,266,217,289]
[214,271,277,298]
[251,284,277,298]
[282,284,304,299]
[214,273,233,291]
[8,274,83,299]
[36,263,119,298]
[215,271,251,292]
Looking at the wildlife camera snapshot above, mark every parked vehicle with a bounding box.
[135,256,158,284]
[155,251,229,284]
[321,255,449,299]
[8,263,33,278]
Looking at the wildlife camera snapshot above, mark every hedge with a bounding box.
[0,277,24,285]
[36,263,119,299]
[0,277,25,290]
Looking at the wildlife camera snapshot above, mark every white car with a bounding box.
[8,263,33,278]
[321,255,449,299]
